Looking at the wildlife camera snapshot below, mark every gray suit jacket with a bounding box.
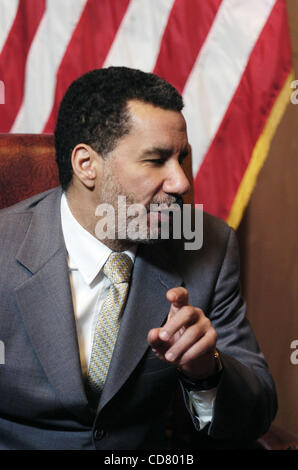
[0,187,277,449]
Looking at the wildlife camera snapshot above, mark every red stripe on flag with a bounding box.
[43,0,130,133]
[193,0,292,220]
[0,0,45,132]
[153,0,222,93]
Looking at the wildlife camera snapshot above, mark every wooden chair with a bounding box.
[0,134,58,209]
[0,133,297,450]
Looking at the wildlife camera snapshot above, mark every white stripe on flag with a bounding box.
[104,0,175,72]
[11,0,87,133]
[182,0,276,176]
[0,0,19,54]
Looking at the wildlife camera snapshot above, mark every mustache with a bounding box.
[145,195,184,213]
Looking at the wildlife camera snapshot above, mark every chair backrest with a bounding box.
[0,133,194,209]
[0,134,59,209]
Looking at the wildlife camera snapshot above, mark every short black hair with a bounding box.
[54,66,184,189]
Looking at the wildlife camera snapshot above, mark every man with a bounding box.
[0,67,277,450]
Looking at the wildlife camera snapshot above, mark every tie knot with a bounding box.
[103,252,133,284]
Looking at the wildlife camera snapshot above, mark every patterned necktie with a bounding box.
[86,252,133,400]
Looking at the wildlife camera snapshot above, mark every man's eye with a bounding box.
[147,159,164,165]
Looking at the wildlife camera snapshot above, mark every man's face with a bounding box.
[95,100,190,246]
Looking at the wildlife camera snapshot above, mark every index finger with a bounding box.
[166,287,189,308]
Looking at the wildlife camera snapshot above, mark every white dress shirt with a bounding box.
[60,192,216,429]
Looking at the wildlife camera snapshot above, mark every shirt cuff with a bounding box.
[187,387,217,430]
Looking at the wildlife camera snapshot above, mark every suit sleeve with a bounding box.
[206,227,277,440]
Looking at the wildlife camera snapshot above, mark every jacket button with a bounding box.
[94,428,105,440]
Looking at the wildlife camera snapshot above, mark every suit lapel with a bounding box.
[98,242,183,413]
[13,188,184,418]
[14,188,91,421]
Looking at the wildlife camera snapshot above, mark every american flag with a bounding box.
[0,0,292,227]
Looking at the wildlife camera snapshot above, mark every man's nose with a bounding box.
[162,162,190,196]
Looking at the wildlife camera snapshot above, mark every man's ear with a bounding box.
[71,144,102,188]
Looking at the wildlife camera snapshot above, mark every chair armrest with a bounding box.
[257,424,298,450]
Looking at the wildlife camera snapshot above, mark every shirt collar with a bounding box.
[60,192,136,285]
